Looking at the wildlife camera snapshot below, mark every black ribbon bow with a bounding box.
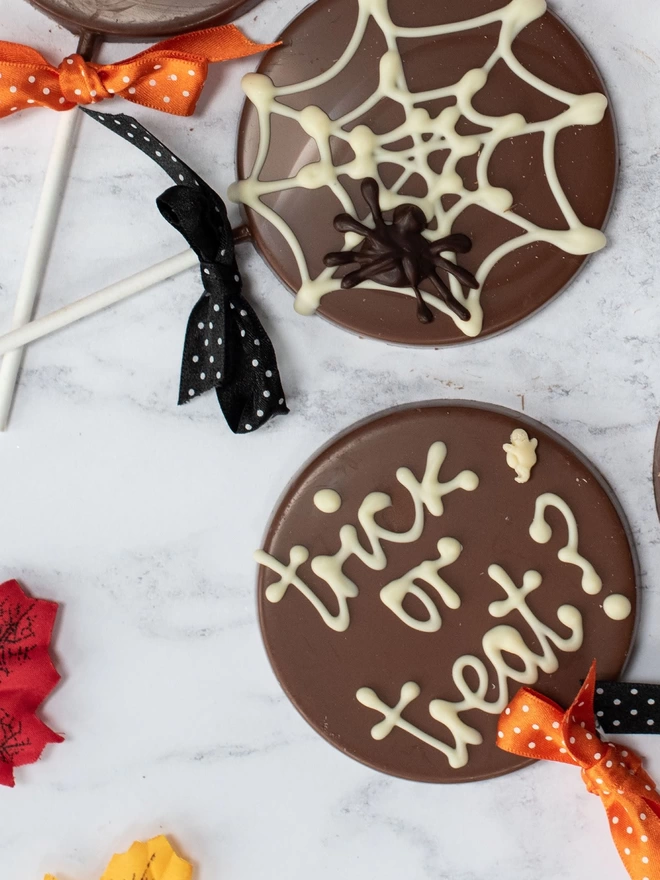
[83,108,288,434]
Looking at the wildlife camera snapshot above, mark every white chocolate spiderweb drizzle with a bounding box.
[229,0,609,337]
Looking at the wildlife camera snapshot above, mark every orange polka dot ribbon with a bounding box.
[0,26,279,118]
[498,662,660,880]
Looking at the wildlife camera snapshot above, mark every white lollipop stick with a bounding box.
[0,247,197,356]
[0,31,98,431]
[0,108,83,429]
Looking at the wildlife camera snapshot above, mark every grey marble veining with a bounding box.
[0,0,659,877]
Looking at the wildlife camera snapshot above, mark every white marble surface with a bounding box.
[1,0,659,877]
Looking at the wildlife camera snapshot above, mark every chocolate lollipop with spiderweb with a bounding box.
[0,0,267,430]
[231,0,617,346]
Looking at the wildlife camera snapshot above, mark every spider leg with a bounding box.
[341,255,399,289]
[333,214,371,237]
[361,178,385,227]
[323,251,360,268]
[325,241,394,268]
[432,255,479,290]
[325,249,388,268]
[428,270,471,322]
[402,255,434,324]
[429,233,473,255]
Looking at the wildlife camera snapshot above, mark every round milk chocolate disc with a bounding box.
[233,0,617,345]
[256,402,637,783]
[28,0,264,38]
[654,422,660,524]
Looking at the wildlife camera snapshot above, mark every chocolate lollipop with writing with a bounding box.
[655,422,660,523]
[255,401,637,783]
[0,0,271,431]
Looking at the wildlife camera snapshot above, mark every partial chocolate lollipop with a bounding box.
[255,402,637,783]
[29,0,263,40]
[232,0,617,346]
[654,423,660,523]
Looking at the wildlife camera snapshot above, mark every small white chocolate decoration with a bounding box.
[313,489,342,513]
[503,429,538,483]
[603,594,632,621]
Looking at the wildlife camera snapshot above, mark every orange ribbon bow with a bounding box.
[0,26,278,119]
[498,662,660,880]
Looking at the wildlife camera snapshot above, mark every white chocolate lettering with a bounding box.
[380,537,462,632]
[529,493,602,595]
[357,564,583,768]
[255,441,478,631]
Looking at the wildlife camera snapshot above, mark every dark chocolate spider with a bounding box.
[323,178,479,324]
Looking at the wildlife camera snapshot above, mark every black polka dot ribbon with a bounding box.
[595,681,660,734]
[83,108,288,434]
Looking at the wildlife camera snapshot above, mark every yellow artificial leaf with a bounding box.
[102,836,192,880]
[44,835,192,880]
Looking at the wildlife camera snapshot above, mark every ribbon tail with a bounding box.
[215,296,288,434]
[178,276,287,434]
[567,660,599,731]
[178,288,228,407]
[154,25,281,62]
[604,793,660,880]
[0,40,53,65]
[82,109,204,189]
[0,44,57,118]
[595,680,660,734]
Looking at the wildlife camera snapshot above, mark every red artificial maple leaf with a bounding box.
[0,579,62,786]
